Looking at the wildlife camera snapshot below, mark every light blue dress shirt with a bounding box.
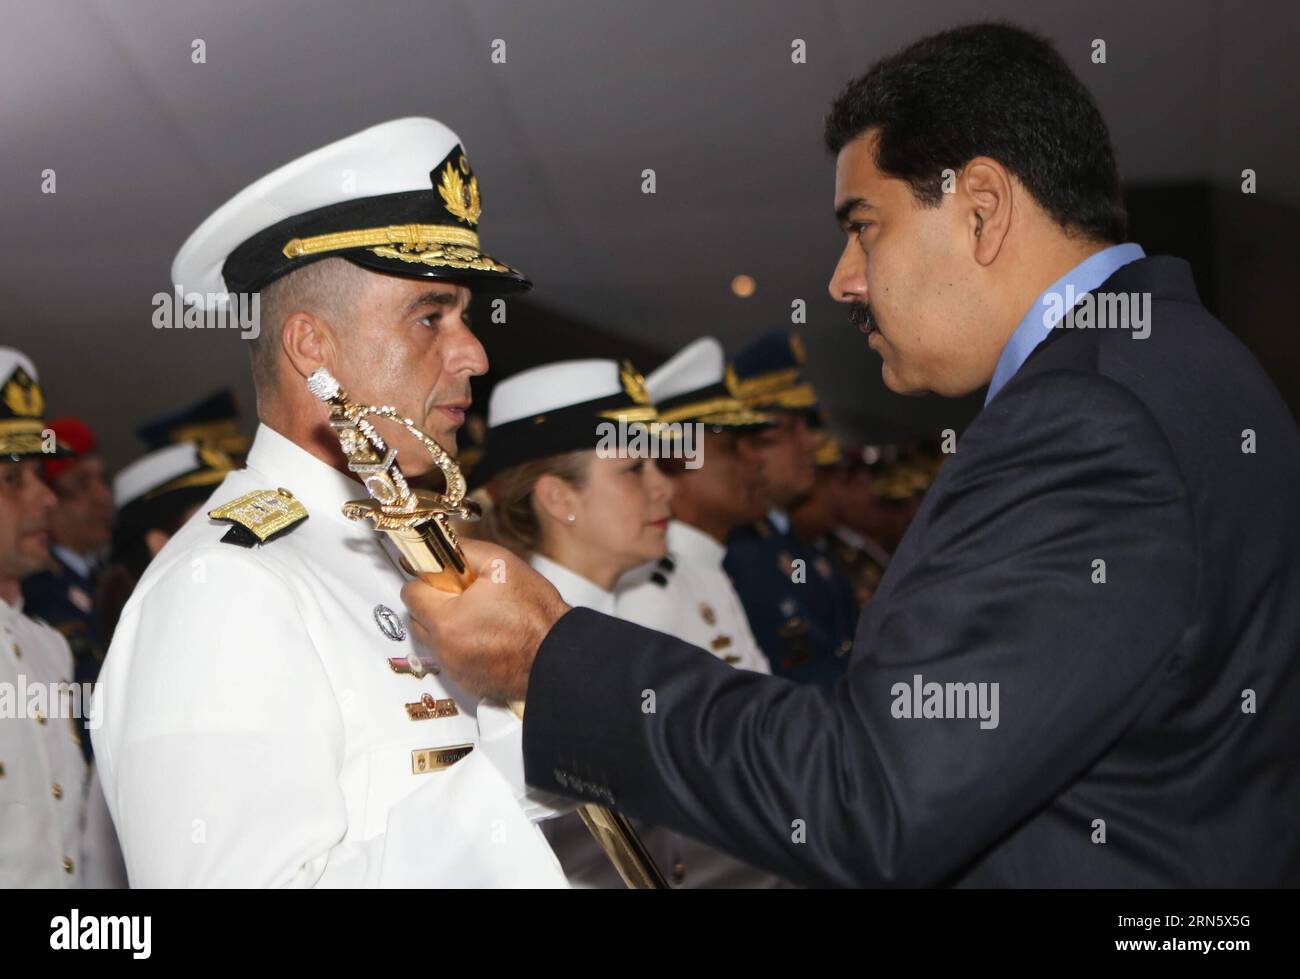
[985,243,1145,404]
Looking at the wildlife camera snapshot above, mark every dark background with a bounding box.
[2,0,1296,467]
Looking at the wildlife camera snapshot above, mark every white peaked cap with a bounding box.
[487,359,624,427]
[113,442,208,508]
[646,337,726,403]
[0,347,39,385]
[172,117,527,306]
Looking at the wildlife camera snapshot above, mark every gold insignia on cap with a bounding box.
[411,743,474,774]
[3,367,43,419]
[724,363,817,409]
[370,242,513,274]
[620,360,651,405]
[710,635,733,652]
[208,488,308,543]
[699,603,716,625]
[438,161,481,225]
[596,361,659,423]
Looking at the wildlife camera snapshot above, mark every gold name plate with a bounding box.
[411,743,474,774]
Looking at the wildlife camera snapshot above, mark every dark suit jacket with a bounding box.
[23,551,102,762]
[523,256,1300,886]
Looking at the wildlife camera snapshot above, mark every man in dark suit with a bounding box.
[403,23,1300,886]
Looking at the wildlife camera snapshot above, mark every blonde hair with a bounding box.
[476,450,590,559]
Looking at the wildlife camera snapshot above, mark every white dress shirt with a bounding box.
[92,424,567,887]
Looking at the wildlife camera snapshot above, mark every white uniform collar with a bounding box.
[0,592,24,621]
[666,519,725,567]
[243,423,373,535]
[529,553,615,615]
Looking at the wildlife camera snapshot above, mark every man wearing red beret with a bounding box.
[22,416,114,758]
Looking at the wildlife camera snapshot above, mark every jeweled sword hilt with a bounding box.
[308,367,478,593]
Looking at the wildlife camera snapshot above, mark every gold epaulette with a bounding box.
[208,488,308,547]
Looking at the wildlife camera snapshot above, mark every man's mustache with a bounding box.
[849,301,880,334]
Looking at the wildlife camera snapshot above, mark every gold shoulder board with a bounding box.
[208,488,308,547]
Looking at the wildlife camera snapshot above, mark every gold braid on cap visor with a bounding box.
[654,396,774,427]
[282,224,515,274]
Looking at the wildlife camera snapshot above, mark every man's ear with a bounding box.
[959,157,1013,266]
[144,528,170,559]
[281,311,336,381]
[532,473,578,525]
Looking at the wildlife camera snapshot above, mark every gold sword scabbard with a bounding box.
[307,368,668,890]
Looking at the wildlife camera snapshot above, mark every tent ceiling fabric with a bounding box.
[2,0,1294,463]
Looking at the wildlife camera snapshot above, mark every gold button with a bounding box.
[62,857,74,874]
[34,709,46,725]
[0,762,6,778]
[672,862,686,885]
[11,642,20,659]
[52,782,62,799]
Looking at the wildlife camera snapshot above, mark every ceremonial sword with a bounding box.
[307,367,668,890]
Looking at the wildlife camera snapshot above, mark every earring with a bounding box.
[566,513,576,524]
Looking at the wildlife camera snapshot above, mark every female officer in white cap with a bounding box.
[470,357,673,886]
[472,358,674,603]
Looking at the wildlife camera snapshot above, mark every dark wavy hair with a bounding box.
[824,23,1127,244]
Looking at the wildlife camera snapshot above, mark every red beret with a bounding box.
[41,416,98,482]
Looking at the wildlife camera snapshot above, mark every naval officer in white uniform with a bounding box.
[92,119,568,887]
[0,349,107,886]
[616,338,772,676]
[614,338,791,888]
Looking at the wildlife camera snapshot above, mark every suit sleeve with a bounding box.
[94,547,565,888]
[522,370,1198,886]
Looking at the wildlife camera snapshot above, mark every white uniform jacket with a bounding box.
[92,424,567,887]
[617,520,770,675]
[1,596,89,886]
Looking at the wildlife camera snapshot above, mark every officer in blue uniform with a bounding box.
[135,387,252,464]
[722,330,857,685]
